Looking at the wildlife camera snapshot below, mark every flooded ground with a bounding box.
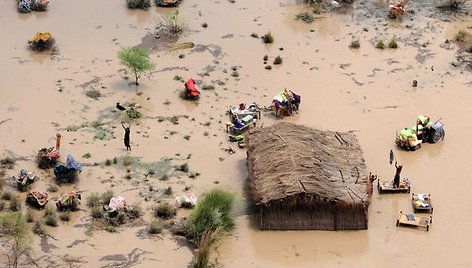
[1,0,472,267]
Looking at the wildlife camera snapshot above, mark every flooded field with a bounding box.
[1,0,472,267]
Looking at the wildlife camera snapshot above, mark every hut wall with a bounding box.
[335,204,368,230]
[261,203,336,230]
[260,202,368,230]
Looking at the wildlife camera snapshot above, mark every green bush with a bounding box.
[273,56,283,65]
[186,189,235,244]
[47,184,59,193]
[59,212,70,222]
[127,204,142,220]
[262,32,274,44]
[126,0,151,9]
[455,30,468,42]
[44,214,58,227]
[91,207,103,219]
[87,192,101,208]
[349,39,360,49]
[164,187,173,196]
[375,40,385,49]
[33,221,46,235]
[9,196,21,211]
[388,37,398,49]
[153,202,177,219]
[100,190,114,206]
[295,12,315,23]
[149,220,162,234]
[160,10,185,36]
[26,210,35,222]
[2,191,13,200]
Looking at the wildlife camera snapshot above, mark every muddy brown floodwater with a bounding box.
[1,0,472,267]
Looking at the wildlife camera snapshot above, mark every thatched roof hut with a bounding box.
[246,122,371,230]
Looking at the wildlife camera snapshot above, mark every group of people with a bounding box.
[272,88,301,118]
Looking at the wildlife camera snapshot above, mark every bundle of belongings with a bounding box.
[106,196,127,213]
[37,147,59,169]
[176,194,197,208]
[271,88,301,118]
[28,32,55,51]
[155,0,182,7]
[414,194,430,208]
[18,0,49,13]
[388,1,406,19]
[26,190,49,209]
[54,155,82,182]
[56,191,82,211]
[37,133,61,169]
[15,169,37,191]
[184,78,200,99]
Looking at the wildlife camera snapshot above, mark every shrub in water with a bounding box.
[388,37,398,49]
[149,220,162,234]
[91,207,103,219]
[44,214,58,227]
[87,192,101,208]
[126,0,151,9]
[33,221,46,235]
[127,204,143,220]
[262,32,274,44]
[350,39,360,49]
[9,196,21,212]
[153,202,177,219]
[375,40,385,49]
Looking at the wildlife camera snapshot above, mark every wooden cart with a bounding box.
[396,211,432,231]
[377,178,411,194]
[412,193,433,214]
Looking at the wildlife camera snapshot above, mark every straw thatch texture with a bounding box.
[246,122,370,230]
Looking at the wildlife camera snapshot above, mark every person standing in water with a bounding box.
[122,123,131,151]
[393,161,403,188]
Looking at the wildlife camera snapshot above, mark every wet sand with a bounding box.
[1,0,472,267]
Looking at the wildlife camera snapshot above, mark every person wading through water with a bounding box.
[394,161,403,188]
[122,123,131,151]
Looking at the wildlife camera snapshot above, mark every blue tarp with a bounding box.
[54,155,82,176]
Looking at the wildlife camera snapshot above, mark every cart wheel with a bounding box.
[407,187,411,193]
[426,225,429,231]
[431,207,433,214]
[396,220,399,227]
[430,216,433,224]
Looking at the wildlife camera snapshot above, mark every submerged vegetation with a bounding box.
[126,0,151,9]
[187,189,235,268]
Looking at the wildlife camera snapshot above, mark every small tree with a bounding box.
[118,47,155,86]
[0,212,33,268]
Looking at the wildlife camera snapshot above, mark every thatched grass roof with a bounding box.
[246,122,369,206]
